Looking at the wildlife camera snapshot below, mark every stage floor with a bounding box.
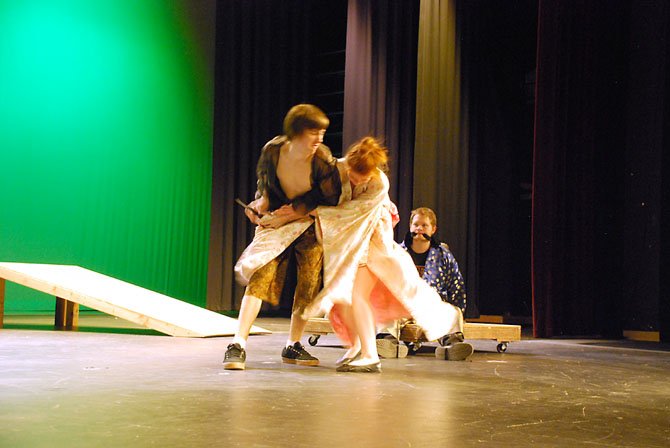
[1,314,669,447]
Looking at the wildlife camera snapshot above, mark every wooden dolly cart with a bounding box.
[304,317,521,353]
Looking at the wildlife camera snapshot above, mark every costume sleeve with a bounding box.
[290,148,342,214]
[331,170,387,213]
[316,171,389,249]
[442,248,467,312]
[254,145,272,200]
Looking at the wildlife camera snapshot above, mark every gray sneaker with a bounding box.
[435,341,474,361]
[376,337,409,359]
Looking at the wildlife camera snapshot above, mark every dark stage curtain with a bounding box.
[414,0,475,314]
[532,1,630,337]
[624,2,670,342]
[342,0,420,234]
[207,1,315,310]
[459,1,537,319]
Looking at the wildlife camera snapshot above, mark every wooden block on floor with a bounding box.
[55,296,79,330]
[0,262,270,337]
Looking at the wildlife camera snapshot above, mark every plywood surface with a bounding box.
[0,262,269,337]
[306,317,521,343]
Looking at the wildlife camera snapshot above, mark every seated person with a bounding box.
[376,206,469,359]
[401,207,466,315]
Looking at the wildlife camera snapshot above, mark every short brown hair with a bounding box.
[345,136,388,176]
[283,104,330,139]
[409,207,437,227]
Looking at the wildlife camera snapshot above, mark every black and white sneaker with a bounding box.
[223,343,246,370]
[281,342,319,366]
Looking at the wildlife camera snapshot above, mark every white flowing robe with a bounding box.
[309,163,463,341]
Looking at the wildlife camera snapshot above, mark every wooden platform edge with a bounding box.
[304,317,332,335]
[305,318,521,343]
[463,322,521,342]
[623,330,660,342]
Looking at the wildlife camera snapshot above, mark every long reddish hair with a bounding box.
[345,136,388,175]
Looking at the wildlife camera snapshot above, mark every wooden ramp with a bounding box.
[0,262,270,337]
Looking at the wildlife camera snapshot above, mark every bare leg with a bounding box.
[349,266,379,366]
[233,295,263,346]
[342,338,362,360]
[224,295,262,370]
[334,304,361,362]
[287,224,322,348]
[287,310,307,344]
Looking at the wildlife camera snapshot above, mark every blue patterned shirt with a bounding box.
[400,241,467,312]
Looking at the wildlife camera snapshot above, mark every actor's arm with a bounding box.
[245,146,273,225]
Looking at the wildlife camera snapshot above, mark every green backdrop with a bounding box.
[0,1,213,311]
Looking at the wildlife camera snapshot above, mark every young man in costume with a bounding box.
[224,104,341,370]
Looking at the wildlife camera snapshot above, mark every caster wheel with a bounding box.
[405,342,421,355]
[308,335,320,346]
[497,342,508,353]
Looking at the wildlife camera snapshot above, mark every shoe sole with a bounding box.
[435,342,474,361]
[223,362,245,370]
[335,357,353,367]
[282,357,319,366]
[335,352,361,367]
[336,362,382,373]
[376,339,409,359]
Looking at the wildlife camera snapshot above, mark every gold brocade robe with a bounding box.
[234,136,341,287]
[234,217,313,287]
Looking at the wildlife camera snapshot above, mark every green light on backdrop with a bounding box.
[0,0,214,311]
